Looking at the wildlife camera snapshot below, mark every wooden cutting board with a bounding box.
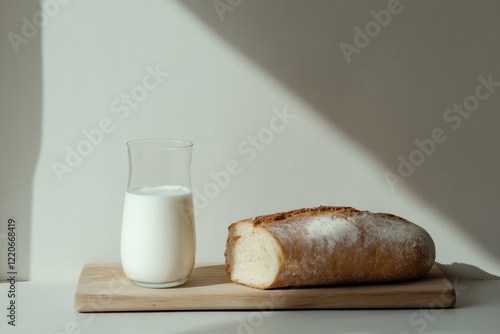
[74,263,455,312]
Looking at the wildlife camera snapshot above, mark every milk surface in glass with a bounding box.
[120,184,195,285]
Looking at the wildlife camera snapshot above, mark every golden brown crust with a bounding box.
[241,206,409,227]
[225,206,436,289]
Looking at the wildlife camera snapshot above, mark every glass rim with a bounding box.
[126,138,193,150]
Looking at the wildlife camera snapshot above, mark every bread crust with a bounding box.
[225,206,436,289]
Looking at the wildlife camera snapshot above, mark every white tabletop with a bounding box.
[1,279,499,334]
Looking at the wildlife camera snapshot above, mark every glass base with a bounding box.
[129,277,189,289]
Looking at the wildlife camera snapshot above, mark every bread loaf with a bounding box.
[224,206,435,289]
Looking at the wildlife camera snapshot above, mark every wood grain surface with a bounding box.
[74,263,456,312]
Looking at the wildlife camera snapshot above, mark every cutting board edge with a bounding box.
[74,263,456,312]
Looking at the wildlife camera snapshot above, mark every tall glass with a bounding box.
[120,139,195,288]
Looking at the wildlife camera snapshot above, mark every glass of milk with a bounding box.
[120,138,195,288]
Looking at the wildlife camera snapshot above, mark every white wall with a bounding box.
[1,0,499,282]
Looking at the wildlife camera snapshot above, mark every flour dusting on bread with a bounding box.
[225,206,435,289]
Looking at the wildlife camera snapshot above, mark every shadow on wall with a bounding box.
[0,0,42,281]
[176,0,500,275]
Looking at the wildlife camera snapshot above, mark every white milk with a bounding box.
[120,185,195,285]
